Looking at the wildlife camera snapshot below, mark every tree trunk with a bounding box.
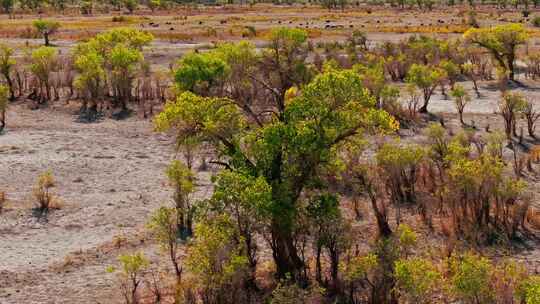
[419,95,429,113]
[3,74,15,101]
[271,223,304,281]
[0,109,5,133]
[508,56,515,81]
[315,244,322,284]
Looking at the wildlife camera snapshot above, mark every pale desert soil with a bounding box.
[0,103,214,303]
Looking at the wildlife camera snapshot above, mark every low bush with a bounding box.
[532,16,540,27]
[33,170,59,213]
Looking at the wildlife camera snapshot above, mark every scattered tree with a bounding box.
[464,23,528,81]
[0,44,15,100]
[147,207,182,283]
[108,252,149,304]
[406,63,444,113]
[450,84,471,126]
[33,20,61,46]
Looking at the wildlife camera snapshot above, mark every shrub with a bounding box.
[394,258,441,303]
[448,253,495,304]
[450,84,471,126]
[33,170,58,213]
[185,215,249,303]
[112,15,129,22]
[146,207,182,282]
[532,16,540,27]
[123,0,137,13]
[270,281,318,304]
[520,276,540,304]
[107,252,149,304]
[30,46,58,103]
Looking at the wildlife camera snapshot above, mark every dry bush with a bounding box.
[32,170,60,213]
[0,190,5,213]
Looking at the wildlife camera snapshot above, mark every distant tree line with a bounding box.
[1,0,540,15]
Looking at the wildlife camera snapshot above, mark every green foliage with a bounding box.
[185,214,248,292]
[75,27,153,57]
[406,64,443,90]
[157,62,398,278]
[212,170,272,219]
[450,84,471,124]
[33,20,61,46]
[464,23,528,80]
[166,160,194,193]
[353,60,397,106]
[0,0,14,13]
[439,59,460,84]
[397,223,417,253]
[116,252,149,277]
[165,160,195,239]
[449,253,495,303]
[174,51,230,93]
[155,91,246,149]
[73,50,105,99]
[376,142,425,171]
[0,84,7,113]
[108,252,149,304]
[147,206,178,251]
[425,122,449,161]
[148,0,160,10]
[30,46,58,98]
[123,0,137,13]
[344,253,379,282]
[73,28,152,107]
[520,276,540,304]
[0,44,14,81]
[30,46,58,77]
[394,258,441,303]
[270,281,319,304]
[533,16,540,27]
[406,63,444,112]
[268,27,308,47]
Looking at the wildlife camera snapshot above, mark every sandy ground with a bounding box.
[0,103,189,303]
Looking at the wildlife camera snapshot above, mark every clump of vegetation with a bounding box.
[0,44,15,101]
[405,63,444,113]
[29,46,58,103]
[32,170,59,213]
[165,160,195,239]
[107,252,149,304]
[394,257,441,303]
[532,15,540,27]
[464,23,528,81]
[33,19,61,46]
[450,84,471,126]
[146,206,182,283]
